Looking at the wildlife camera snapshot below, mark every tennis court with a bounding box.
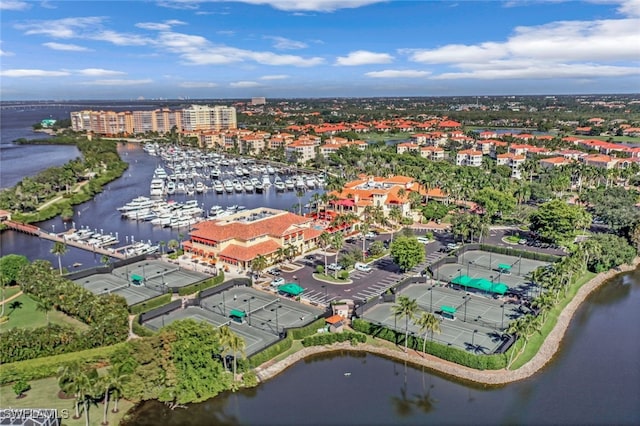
[75,273,163,305]
[362,300,508,354]
[199,286,324,337]
[433,250,551,294]
[111,259,210,289]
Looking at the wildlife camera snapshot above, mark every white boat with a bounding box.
[306,176,317,189]
[153,166,167,179]
[150,178,165,197]
[186,183,195,195]
[284,179,295,190]
[166,181,176,195]
[243,179,254,192]
[210,205,225,216]
[233,180,244,192]
[234,167,244,177]
[274,176,286,192]
[295,176,307,190]
[262,175,272,187]
[223,180,234,193]
[177,182,186,193]
[195,181,205,193]
[267,165,276,174]
[213,181,224,193]
[117,196,154,212]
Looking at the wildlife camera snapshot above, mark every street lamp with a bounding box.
[428,287,433,312]
[501,304,505,329]
[244,296,255,326]
[472,329,478,347]
[463,294,468,322]
[321,285,327,302]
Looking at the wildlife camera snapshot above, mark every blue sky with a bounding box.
[1,0,639,100]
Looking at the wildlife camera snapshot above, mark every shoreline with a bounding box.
[254,258,639,386]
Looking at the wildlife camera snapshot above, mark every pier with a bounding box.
[3,220,127,260]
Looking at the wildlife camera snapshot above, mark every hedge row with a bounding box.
[0,343,126,385]
[129,293,172,315]
[178,272,225,296]
[248,335,293,368]
[132,315,156,337]
[478,244,560,263]
[352,319,507,370]
[289,318,325,340]
[301,332,366,347]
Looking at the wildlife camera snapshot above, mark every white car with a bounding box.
[327,263,343,271]
[416,236,431,244]
[354,262,372,272]
[271,277,285,287]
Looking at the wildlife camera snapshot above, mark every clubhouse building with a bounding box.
[183,208,323,270]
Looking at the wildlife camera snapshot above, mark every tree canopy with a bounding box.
[529,200,592,243]
[0,254,29,285]
[390,236,425,272]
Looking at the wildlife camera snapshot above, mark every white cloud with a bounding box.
[230,81,261,88]
[135,20,186,31]
[81,79,153,86]
[43,42,91,51]
[0,69,71,77]
[365,69,430,78]
[260,74,289,80]
[15,16,105,38]
[156,31,324,66]
[76,68,126,76]
[40,1,57,9]
[156,0,201,9]
[0,0,30,10]
[178,81,219,88]
[617,0,640,17]
[92,30,152,46]
[433,63,640,80]
[221,0,385,12]
[335,50,393,66]
[264,36,308,50]
[217,30,236,36]
[404,14,640,81]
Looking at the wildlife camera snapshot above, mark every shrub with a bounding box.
[12,379,31,397]
[132,315,156,337]
[178,272,225,296]
[338,270,349,280]
[248,335,293,368]
[301,332,366,347]
[129,293,172,315]
[289,318,325,340]
[315,265,325,274]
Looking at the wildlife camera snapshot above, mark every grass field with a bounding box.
[564,134,640,144]
[1,286,22,302]
[0,375,134,426]
[508,270,596,370]
[0,294,88,332]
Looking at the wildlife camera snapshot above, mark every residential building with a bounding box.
[456,149,483,167]
[181,105,237,132]
[496,153,526,179]
[420,146,446,161]
[540,157,571,169]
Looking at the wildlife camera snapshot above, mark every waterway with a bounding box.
[0,107,322,270]
[127,270,640,425]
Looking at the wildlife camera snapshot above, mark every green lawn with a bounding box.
[2,286,22,302]
[508,270,596,370]
[0,375,134,426]
[312,273,351,284]
[363,131,412,143]
[0,294,88,332]
[565,134,640,143]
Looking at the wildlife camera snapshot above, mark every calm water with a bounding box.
[0,107,321,269]
[126,271,640,425]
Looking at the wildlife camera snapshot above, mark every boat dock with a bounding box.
[3,220,127,260]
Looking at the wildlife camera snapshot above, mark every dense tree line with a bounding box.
[0,259,129,363]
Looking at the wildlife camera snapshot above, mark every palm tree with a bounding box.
[107,364,128,414]
[229,332,246,385]
[51,241,68,275]
[167,239,179,253]
[250,255,268,278]
[389,206,403,241]
[414,312,441,354]
[296,189,305,215]
[217,325,234,371]
[58,362,82,419]
[99,364,128,424]
[318,232,332,273]
[330,232,345,278]
[392,296,418,352]
[35,296,54,324]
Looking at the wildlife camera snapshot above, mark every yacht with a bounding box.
[284,178,295,191]
[261,174,272,187]
[153,166,167,180]
[177,182,186,193]
[195,181,205,193]
[274,176,286,192]
[210,168,220,179]
[223,179,234,193]
[117,196,155,213]
[243,179,254,192]
[213,180,224,193]
[267,165,276,175]
[186,183,195,195]
[234,167,244,177]
[233,180,244,192]
[305,175,317,189]
[295,176,307,190]
[166,181,176,195]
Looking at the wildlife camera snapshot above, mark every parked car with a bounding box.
[268,268,281,276]
[271,277,285,287]
[354,262,372,272]
[304,255,315,260]
[518,239,527,245]
[327,263,343,271]
[365,231,377,239]
[446,243,461,250]
[416,236,431,244]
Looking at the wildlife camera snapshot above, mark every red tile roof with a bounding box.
[191,211,311,242]
[218,240,281,262]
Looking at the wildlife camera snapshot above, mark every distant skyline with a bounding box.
[1,0,639,100]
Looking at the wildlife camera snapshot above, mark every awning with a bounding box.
[131,274,144,282]
[230,309,246,318]
[497,263,512,271]
[441,305,456,314]
[451,274,509,295]
[278,283,305,296]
